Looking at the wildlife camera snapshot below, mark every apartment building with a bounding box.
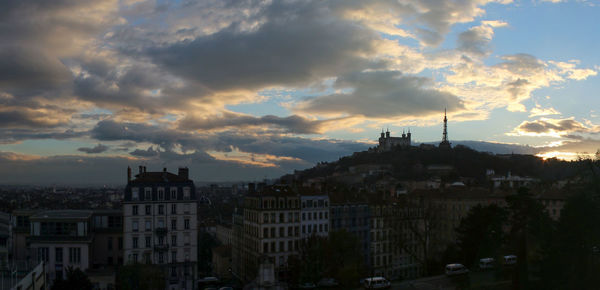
[329,201,370,266]
[123,166,198,290]
[300,195,329,238]
[28,210,94,282]
[236,187,301,282]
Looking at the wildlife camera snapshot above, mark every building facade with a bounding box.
[237,189,301,282]
[28,210,94,282]
[123,166,198,290]
[329,202,370,266]
[300,195,330,238]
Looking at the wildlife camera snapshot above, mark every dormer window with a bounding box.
[132,188,139,201]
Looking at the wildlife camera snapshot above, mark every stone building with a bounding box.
[123,166,198,290]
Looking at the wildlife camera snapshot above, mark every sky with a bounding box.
[0,0,599,185]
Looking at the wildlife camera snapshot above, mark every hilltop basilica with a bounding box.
[376,110,451,152]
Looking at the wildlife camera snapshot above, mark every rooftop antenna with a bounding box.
[442,108,448,143]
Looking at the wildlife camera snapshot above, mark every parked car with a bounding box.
[479,257,495,270]
[318,278,339,287]
[363,277,391,289]
[297,282,317,289]
[503,255,517,266]
[445,263,469,276]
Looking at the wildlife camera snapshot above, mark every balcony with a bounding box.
[155,227,168,236]
[154,243,170,252]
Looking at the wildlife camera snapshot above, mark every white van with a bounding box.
[363,277,391,289]
[479,258,495,269]
[445,264,469,276]
[503,255,517,265]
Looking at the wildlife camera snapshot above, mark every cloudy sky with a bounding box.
[0,0,598,185]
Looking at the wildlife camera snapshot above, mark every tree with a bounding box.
[116,264,166,290]
[456,204,507,268]
[505,187,554,290]
[51,266,93,290]
[287,231,365,287]
[540,191,600,289]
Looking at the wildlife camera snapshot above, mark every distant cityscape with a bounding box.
[1,113,594,290]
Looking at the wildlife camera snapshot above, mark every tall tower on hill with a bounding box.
[439,108,451,149]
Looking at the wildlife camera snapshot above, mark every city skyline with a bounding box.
[1,0,599,184]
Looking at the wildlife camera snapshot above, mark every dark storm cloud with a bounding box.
[0,129,85,144]
[77,144,109,154]
[90,119,369,163]
[143,1,381,92]
[0,110,66,129]
[178,112,327,134]
[516,118,591,135]
[296,71,464,118]
[129,147,160,157]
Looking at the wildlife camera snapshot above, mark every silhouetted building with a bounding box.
[378,129,411,152]
[123,166,198,290]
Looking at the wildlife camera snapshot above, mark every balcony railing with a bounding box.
[154,244,170,252]
[155,227,168,236]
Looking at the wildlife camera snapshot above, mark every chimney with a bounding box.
[178,167,189,179]
[163,167,167,172]
[248,183,256,194]
[143,166,147,173]
[138,166,143,174]
[127,166,131,183]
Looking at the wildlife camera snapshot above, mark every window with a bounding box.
[184,219,190,230]
[118,237,123,250]
[319,212,323,219]
[158,219,164,228]
[158,205,164,215]
[158,253,164,264]
[171,235,177,246]
[145,236,151,248]
[38,247,49,262]
[144,188,152,200]
[279,227,284,237]
[107,237,113,250]
[158,187,164,200]
[302,213,305,220]
[184,204,190,213]
[183,187,190,200]
[171,204,177,214]
[325,224,328,232]
[133,237,138,248]
[319,224,323,232]
[279,241,284,252]
[171,251,177,262]
[55,247,63,263]
[279,213,284,223]
[325,212,328,219]
[171,266,177,277]
[145,205,151,215]
[263,228,268,238]
[132,188,139,200]
[69,247,81,264]
[184,234,190,246]
[145,220,151,231]
[171,219,177,230]
[132,205,138,216]
[170,187,177,199]
[263,213,268,223]
[270,227,275,237]
[132,221,138,232]
[263,243,269,253]
[302,225,306,234]
[144,253,151,264]
[132,253,138,263]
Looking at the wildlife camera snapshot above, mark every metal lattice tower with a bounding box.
[442,108,448,142]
